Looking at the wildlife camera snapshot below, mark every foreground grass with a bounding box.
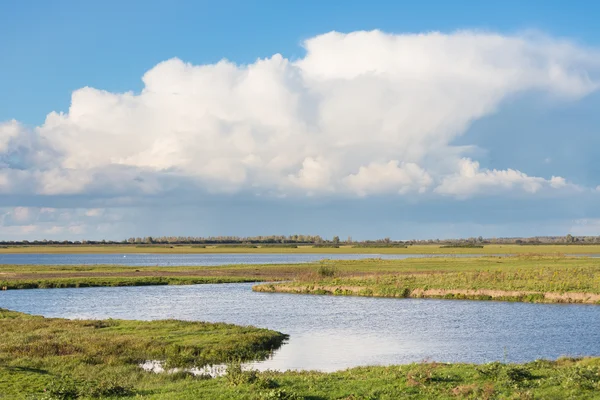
[3,244,600,254]
[0,309,286,399]
[1,310,600,399]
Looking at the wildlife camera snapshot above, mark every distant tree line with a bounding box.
[1,234,600,246]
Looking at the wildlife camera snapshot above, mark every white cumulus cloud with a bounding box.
[1,30,600,200]
[435,158,578,198]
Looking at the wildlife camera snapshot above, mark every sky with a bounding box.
[1,0,600,240]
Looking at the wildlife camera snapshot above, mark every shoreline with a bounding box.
[252,283,600,304]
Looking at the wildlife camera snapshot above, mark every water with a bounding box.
[0,253,485,266]
[2,283,599,372]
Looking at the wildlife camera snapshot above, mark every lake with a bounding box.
[1,283,598,372]
[0,253,485,266]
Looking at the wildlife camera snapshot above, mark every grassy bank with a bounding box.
[2,309,600,399]
[0,262,306,290]
[3,243,600,254]
[0,276,260,290]
[0,309,287,399]
[252,256,600,304]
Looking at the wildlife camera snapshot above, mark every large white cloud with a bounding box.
[2,30,600,199]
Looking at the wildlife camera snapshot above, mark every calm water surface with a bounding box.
[1,283,599,372]
[0,253,484,266]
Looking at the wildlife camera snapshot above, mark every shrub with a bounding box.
[559,365,600,390]
[254,375,279,389]
[318,265,337,278]
[503,366,534,383]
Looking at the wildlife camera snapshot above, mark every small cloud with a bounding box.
[20,225,37,234]
[435,158,574,199]
[45,226,64,234]
[85,208,104,217]
[11,207,31,222]
[68,225,85,234]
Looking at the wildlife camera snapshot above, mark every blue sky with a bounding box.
[1,0,600,240]
[4,0,600,125]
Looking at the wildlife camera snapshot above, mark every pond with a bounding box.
[1,283,599,372]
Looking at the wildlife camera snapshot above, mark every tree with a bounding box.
[566,234,574,244]
[332,236,340,244]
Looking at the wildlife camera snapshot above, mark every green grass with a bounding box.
[3,243,600,254]
[0,262,303,290]
[2,309,600,399]
[0,309,287,399]
[253,256,600,303]
[3,256,600,303]
[0,276,260,290]
[137,358,600,399]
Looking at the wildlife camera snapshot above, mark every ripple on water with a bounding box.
[2,283,599,371]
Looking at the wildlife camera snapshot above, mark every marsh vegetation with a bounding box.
[1,308,599,399]
[0,309,286,398]
[3,255,600,303]
[254,256,600,303]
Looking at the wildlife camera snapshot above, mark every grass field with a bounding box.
[2,255,600,303]
[0,309,286,399]
[254,256,600,303]
[0,262,305,289]
[2,309,600,399]
[3,243,600,254]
